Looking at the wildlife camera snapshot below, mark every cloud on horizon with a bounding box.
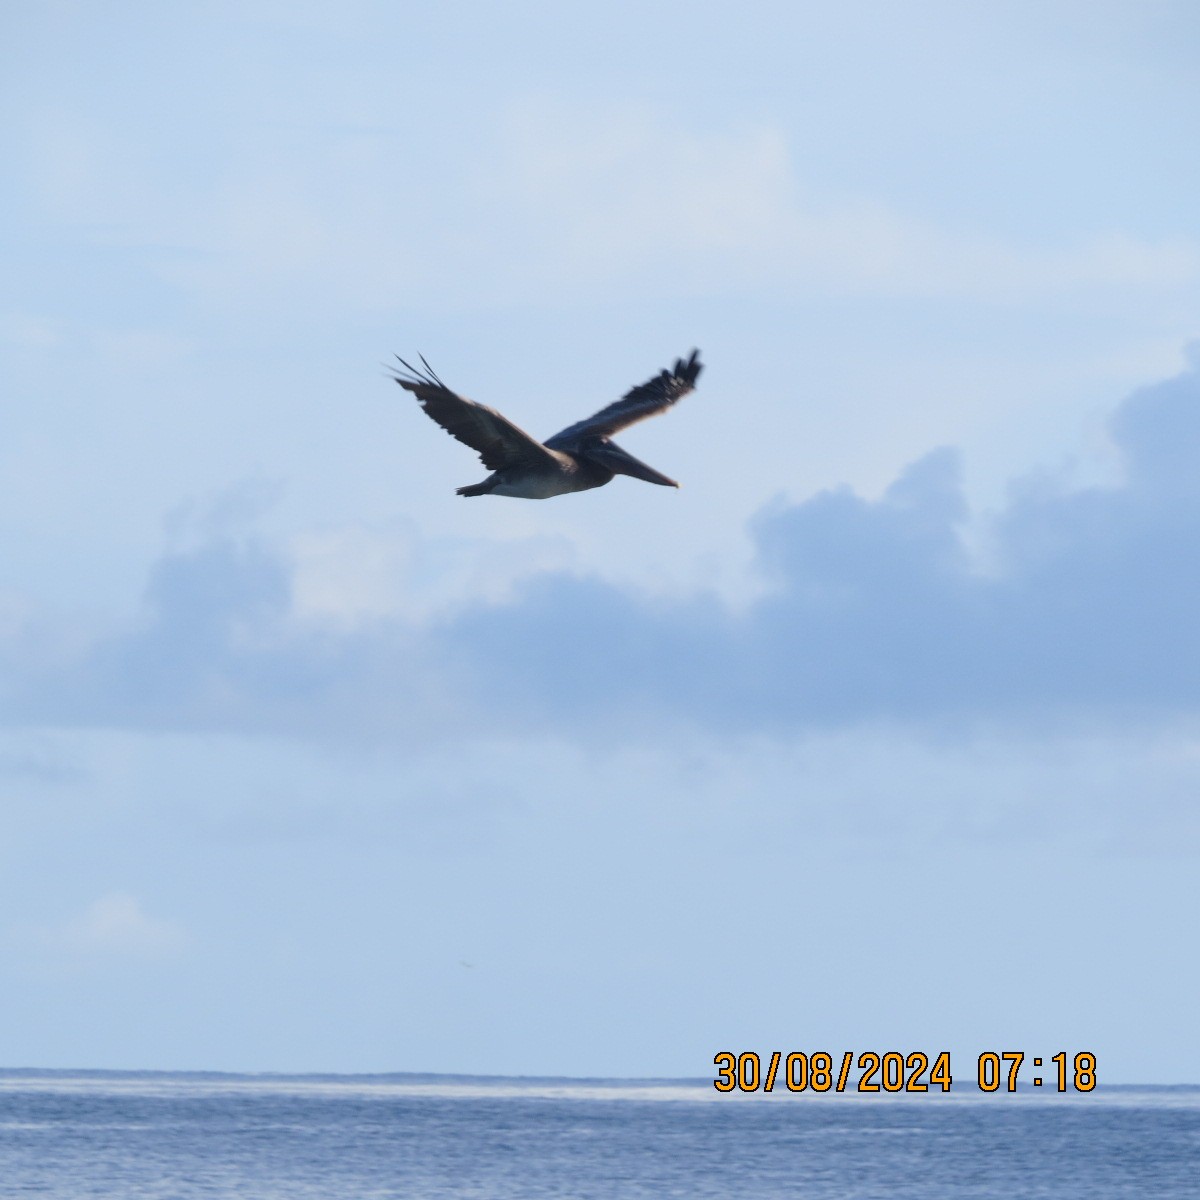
[10,893,186,967]
[6,350,1200,744]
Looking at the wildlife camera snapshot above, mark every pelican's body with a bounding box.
[486,452,606,499]
[391,350,702,498]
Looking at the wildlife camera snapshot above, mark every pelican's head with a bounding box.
[586,440,679,488]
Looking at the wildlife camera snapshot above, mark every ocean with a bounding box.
[1,1071,1197,1198]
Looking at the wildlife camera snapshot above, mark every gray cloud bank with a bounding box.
[7,352,1200,742]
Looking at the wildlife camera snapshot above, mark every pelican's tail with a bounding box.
[456,480,493,497]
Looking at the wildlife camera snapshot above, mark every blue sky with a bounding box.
[3,0,1200,1081]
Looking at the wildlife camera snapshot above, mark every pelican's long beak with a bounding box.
[590,441,680,488]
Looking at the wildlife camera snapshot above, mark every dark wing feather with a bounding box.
[544,349,702,448]
[390,356,559,471]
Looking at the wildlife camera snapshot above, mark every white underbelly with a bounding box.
[493,475,584,499]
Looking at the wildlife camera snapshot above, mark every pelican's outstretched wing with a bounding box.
[390,356,560,471]
[544,349,702,448]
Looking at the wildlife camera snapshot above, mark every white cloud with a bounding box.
[0,313,63,350]
[480,102,1200,302]
[38,893,185,960]
[288,521,576,625]
[39,91,1190,316]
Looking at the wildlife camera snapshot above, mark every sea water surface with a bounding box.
[1,1070,1197,1197]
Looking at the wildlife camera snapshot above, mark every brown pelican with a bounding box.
[391,349,702,498]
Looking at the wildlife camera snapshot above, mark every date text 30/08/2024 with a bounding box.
[713,1051,1097,1094]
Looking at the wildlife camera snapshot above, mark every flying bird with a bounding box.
[390,349,702,498]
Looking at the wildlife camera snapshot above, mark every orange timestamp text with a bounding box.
[713,1051,1097,1094]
